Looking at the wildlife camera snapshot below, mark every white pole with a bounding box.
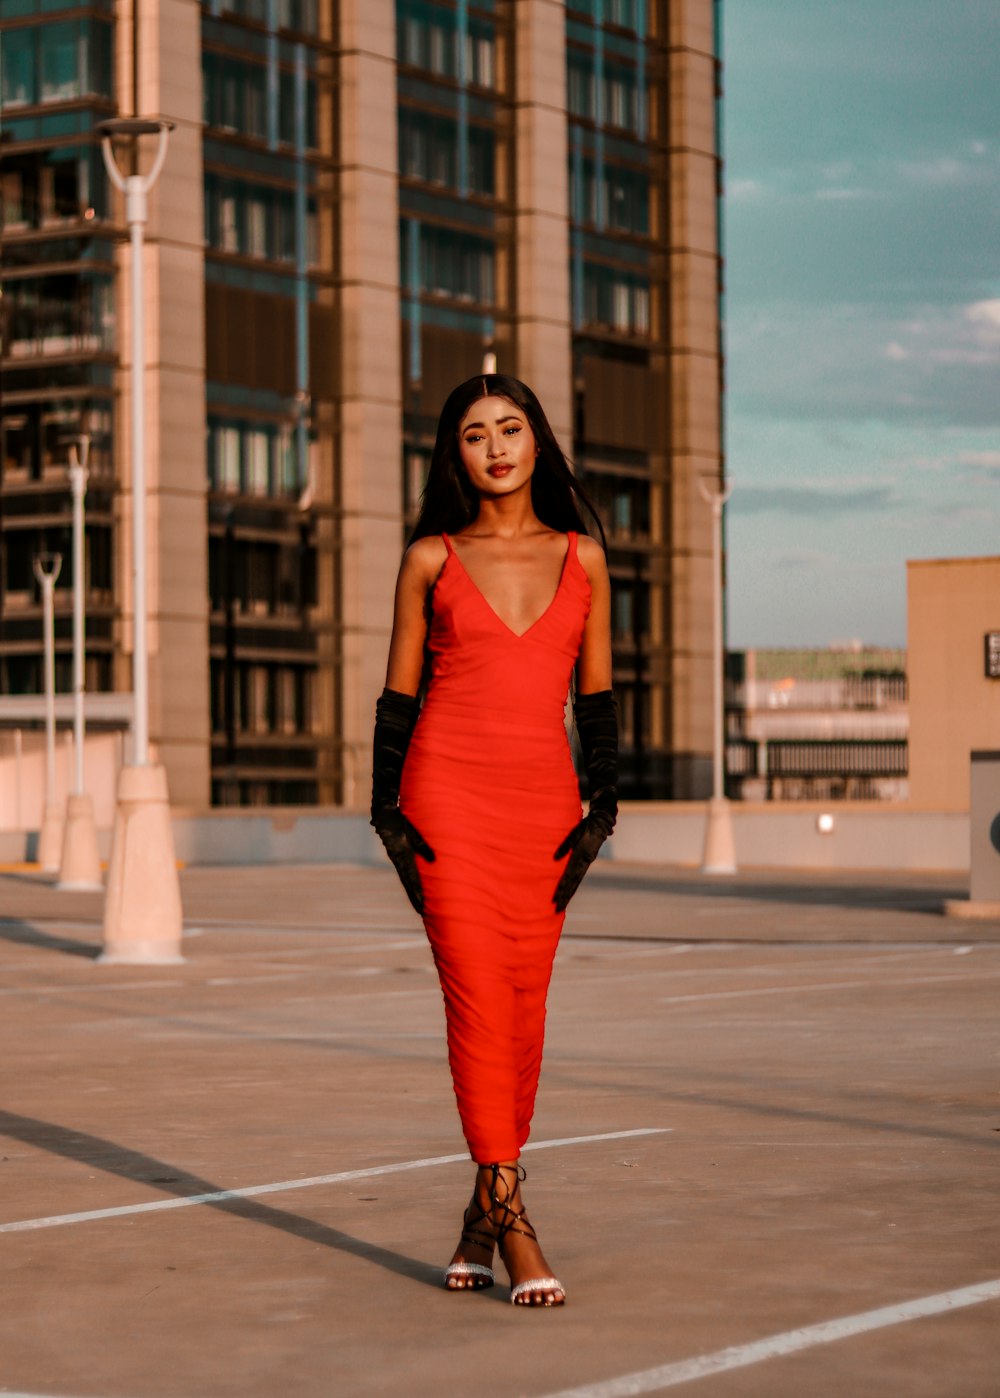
[710,491,724,802]
[33,554,63,871]
[698,478,736,875]
[35,561,60,804]
[69,440,89,793]
[127,179,150,766]
[58,435,103,891]
[99,121,183,961]
[14,729,23,830]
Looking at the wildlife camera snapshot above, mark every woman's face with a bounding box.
[456,395,538,498]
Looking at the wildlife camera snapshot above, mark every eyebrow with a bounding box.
[462,415,522,432]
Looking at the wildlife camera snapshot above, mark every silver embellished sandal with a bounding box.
[443,1191,496,1291]
[487,1164,565,1308]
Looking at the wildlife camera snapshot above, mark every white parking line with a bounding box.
[658,968,1000,1004]
[540,1278,1000,1397]
[0,1128,669,1235]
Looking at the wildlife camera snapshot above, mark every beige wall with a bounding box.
[665,0,722,793]
[512,0,573,449]
[337,0,405,807]
[908,556,1000,811]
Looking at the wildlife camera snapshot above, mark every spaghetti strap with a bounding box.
[567,530,578,558]
[441,532,455,557]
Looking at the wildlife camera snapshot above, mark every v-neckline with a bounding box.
[445,533,575,640]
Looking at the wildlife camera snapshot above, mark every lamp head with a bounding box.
[97,118,176,138]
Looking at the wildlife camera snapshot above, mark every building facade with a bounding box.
[1,0,723,809]
[908,557,1000,812]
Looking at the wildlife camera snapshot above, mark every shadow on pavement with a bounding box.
[0,1110,443,1290]
[0,919,100,959]
[592,868,968,916]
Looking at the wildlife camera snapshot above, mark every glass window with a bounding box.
[612,584,633,640]
[41,22,79,102]
[245,64,267,140]
[607,165,649,235]
[468,125,495,197]
[583,263,650,335]
[568,51,595,119]
[217,425,241,491]
[220,188,239,251]
[412,222,494,305]
[277,429,298,493]
[466,22,495,89]
[5,272,115,357]
[82,19,113,98]
[1,170,28,228]
[1,28,35,107]
[613,487,632,535]
[604,62,639,132]
[247,193,268,257]
[245,428,271,494]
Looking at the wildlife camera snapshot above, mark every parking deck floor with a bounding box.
[1,862,998,1397]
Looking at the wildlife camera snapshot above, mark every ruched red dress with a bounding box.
[399,531,591,1163]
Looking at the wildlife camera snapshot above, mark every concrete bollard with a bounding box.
[57,793,103,892]
[37,803,64,873]
[100,764,183,963]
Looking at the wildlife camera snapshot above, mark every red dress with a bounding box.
[399,531,591,1163]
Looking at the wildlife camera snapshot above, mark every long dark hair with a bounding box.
[409,374,607,550]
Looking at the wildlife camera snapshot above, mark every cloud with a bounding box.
[814,187,867,201]
[729,177,766,202]
[966,300,1000,336]
[730,485,898,517]
[773,547,832,570]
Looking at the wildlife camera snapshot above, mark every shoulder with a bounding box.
[400,534,449,587]
[576,532,609,584]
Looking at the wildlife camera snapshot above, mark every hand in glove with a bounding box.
[372,804,435,915]
[371,687,435,915]
[553,689,618,912]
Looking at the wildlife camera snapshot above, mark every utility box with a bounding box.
[969,751,1000,903]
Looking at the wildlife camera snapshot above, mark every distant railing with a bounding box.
[727,738,908,781]
[727,675,907,711]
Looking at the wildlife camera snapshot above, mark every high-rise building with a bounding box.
[1,0,723,808]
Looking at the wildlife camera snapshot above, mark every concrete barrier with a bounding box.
[0,802,970,874]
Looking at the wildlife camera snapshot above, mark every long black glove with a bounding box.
[371,687,435,915]
[553,689,618,912]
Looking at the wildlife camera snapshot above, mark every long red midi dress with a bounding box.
[399,530,591,1164]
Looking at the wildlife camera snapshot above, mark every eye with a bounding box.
[504,425,522,435]
[464,432,484,444]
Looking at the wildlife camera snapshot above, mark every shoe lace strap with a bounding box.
[483,1163,537,1245]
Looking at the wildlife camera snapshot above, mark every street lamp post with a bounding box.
[698,477,737,874]
[33,553,63,871]
[57,436,103,890]
[97,118,183,963]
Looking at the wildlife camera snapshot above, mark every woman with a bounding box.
[371,374,618,1307]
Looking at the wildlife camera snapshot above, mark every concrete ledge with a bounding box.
[609,802,970,874]
[0,802,972,873]
[943,898,1000,920]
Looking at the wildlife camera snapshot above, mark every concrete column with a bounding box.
[666,0,722,797]
[113,0,210,808]
[513,0,573,448]
[337,0,405,809]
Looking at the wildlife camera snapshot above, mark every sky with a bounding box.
[722,0,1000,649]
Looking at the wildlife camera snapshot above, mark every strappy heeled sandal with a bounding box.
[443,1190,496,1290]
[486,1164,565,1307]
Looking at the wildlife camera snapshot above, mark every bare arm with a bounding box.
[384,537,448,696]
[575,535,613,694]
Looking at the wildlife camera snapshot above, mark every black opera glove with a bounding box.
[371,687,436,915]
[553,689,619,912]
